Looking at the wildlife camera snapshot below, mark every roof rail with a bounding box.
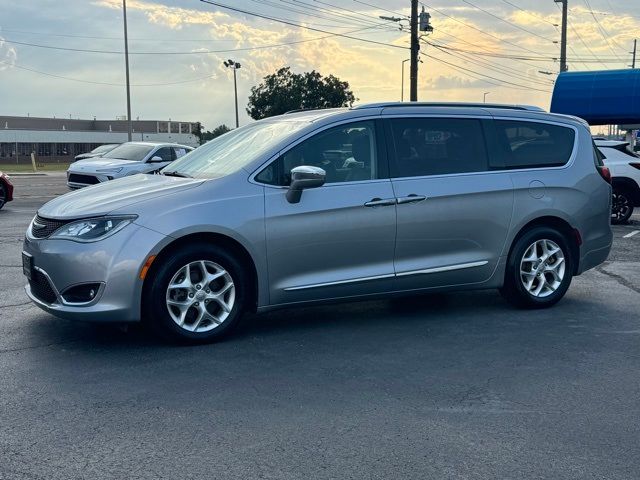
[351,102,545,112]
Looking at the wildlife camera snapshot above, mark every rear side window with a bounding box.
[495,120,575,169]
[388,118,488,177]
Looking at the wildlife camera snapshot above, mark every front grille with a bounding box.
[29,270,58,304]
[68,173,99,185]
[31,215,70,239]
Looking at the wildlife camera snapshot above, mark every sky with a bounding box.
[0,0,638,131]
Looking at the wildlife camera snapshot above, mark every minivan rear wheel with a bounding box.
[144,243,247,343]
[500,227,573,309]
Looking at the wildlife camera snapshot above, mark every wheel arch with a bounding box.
[611,176,640,205]
[142,232,260,315]
[506,216,581,276]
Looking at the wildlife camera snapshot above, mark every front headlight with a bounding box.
[96,167,123,173]
[49,215,137,242]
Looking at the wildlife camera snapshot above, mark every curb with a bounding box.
[4,173,49,176]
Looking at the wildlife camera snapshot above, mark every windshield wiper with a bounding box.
[162,171,192,178]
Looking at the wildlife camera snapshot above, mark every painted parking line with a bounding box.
[623,230,640,239]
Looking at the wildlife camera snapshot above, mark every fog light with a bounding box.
[61,283,103,303]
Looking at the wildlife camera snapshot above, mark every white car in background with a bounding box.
[67,142,194,189]
[595,139,640,224]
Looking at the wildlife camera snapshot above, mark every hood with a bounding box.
[70,158,142,170]
[39,173,204,219]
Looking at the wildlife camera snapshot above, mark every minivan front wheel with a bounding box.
[501,227,573,308]
[144,243,246,343]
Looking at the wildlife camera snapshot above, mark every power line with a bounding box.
[0,59,217,86]
[582,0,624,63]
[419,1,546,56]
[424,41,624,63]
[458,0,556,43]
[199,0,408,50]
[247,0,371,28]
[554,2,608,69]
[1,21,399,55]
[422,52,552,93]
[498,0,559,27]
[349,0,408,19]
[425,41,555,87]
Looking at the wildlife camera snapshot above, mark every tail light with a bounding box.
[597,165,611,184]
[630,162,640,171]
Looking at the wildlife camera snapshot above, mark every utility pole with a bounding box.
[554,0,568,73]
[224,59,241,128]
[631,39,637,68]
[409,0,419,101]
[122,0,133,141]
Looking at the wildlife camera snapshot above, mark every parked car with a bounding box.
[73,144,120,162]
[0,172,14,210]
[594,139,640,224]
[24,103,612,343]
[66,142,194,189]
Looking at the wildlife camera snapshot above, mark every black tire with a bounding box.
[0,182,6,210]
[611,187,634,225]
[500,226,574,309]
[143,242,247,344]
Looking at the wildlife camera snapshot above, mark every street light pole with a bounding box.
[401,58,410,101]
[483,92,490,103]
[224,59,241,128]
[122,0,132,141]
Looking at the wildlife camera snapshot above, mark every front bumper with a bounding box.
[23,222,167,322]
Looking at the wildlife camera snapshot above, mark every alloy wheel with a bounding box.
[611,192,632,223]
[165,260,235,333]
[519,239,566,298]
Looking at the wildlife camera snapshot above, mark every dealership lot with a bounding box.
[1,174,639,479]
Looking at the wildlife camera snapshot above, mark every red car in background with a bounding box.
[0,172,14,210]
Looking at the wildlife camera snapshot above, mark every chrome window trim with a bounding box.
[396,260,489,277]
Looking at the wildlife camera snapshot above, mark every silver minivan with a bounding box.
[23,103,613,343]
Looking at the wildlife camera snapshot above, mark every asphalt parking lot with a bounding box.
[1,173,639,479]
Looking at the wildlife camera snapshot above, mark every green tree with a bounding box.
[247,67,357,120]
[200,124,231,143]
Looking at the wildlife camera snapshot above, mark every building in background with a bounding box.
[0,116,201,164]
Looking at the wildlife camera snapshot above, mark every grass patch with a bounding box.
[0,163,70,173]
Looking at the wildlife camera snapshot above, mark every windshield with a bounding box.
[163,120,308,179]
[91,144,118,154]
[102,144,154,162]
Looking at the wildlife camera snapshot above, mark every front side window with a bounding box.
[151,147,174,162]
[495,120,575,169]
[256,121,378,186]
[388,117,488,178]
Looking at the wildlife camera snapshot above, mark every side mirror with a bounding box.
[150,155,164,162]
[286,165,326,204]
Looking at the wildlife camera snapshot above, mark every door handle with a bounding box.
[364,197,396,207]
[397,194,427,205]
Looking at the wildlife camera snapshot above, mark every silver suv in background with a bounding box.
[66,141,194,189]
[73,144,120,162]
[24,103,612,343]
